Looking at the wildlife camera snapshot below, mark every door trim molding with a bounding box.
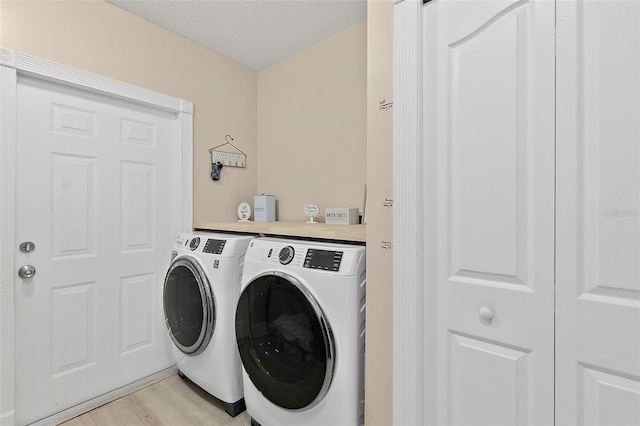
[0,47,193,423]
[0,48,193,114]
[0,57,18,426]
[392,1,426,425]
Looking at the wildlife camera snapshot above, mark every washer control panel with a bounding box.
[203,238,226,255]
[303,249,343,272]
[251,238,364,275]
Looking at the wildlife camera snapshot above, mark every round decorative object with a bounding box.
[237,202,251,222]
[304,204,320,224]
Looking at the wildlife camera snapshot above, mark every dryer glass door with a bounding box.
[235,272,334,410]
[164,257,215,355]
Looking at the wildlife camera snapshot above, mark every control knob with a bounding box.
[279,246,295,265]
[189,237,201,251]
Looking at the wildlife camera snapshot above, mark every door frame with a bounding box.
[0,47,193,424]
[392,1,426,425]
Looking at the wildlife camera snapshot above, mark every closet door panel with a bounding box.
[422,1,555,424]
[556,1,640,424]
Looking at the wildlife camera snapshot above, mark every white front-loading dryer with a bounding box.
[164,231,254,417]
[235,237,366,426]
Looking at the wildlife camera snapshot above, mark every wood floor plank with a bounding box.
[59,414,97,426]
[58,374,251,426]
[123,386,180,426]
[161,375,250,425]
[88,397,146,426]
[159,377,222,423]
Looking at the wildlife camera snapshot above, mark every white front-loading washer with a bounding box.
[235,237,366,426]
[164,231,254,417]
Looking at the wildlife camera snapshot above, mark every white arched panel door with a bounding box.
[422,1,555,424]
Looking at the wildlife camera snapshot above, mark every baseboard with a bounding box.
[30,366,178,426]
[0,410,16,426]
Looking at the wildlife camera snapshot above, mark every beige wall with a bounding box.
[257,21,367,222]
[365,1,393,425]
[0,0,258,224]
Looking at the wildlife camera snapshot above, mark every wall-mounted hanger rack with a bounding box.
[209,134,247,168]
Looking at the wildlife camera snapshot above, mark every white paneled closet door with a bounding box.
[556,1,640,424]
[394,0,640,424]
[422,0,555,424]
[15,76,177,424]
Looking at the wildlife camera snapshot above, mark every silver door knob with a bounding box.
[18,265,36,279]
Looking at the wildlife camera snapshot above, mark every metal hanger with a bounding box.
[209,135,247,156]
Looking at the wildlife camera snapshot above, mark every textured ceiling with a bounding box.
[107,0,367,70]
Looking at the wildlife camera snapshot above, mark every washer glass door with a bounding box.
[235,272,334,410]
[164,256,215,355]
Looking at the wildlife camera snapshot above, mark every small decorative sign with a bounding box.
[213,151,246,168]
[325,208,359,225]
[237,202,251,222]
[209,134,247,169]
[304,204,320,224]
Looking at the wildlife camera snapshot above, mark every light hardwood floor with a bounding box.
[59,374,252,426]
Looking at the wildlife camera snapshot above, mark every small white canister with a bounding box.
[254,195,276,222]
